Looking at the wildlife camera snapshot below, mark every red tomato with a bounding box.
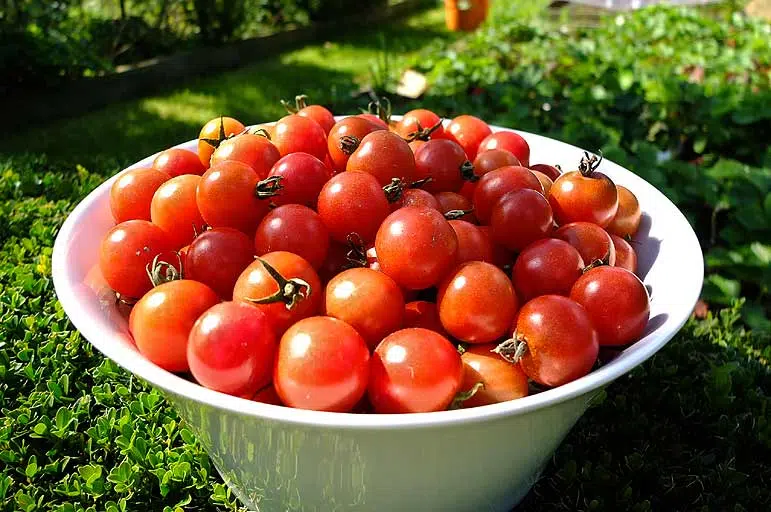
[317,171,390,243]
[531,170,554,196]
[327,117,383,172]
[472,166,543,224]
[130,280,219,373]
[210,133,281,178]
[458,344,529,408]
[403,301,447,336]
[512,239,585,301]
[438,261,518,343]
[413,139,473,193]
[267,152,330,209]
[252,385,283,405]
[408,139,427,154]
[570,266,650,346]
[375,206,459,290]
[554,221,616,266]
[185,227,255,300]
[110,168,170,223]
[490,189,554,252]
[530,163,561,181]
[369,328,463,413]
[478,131,531,167]
[473,149,521,177]
[394,109,444,140]
[392,188,441,212]
[198,116,245,167]
[459,180,477,201]
[610,234,638,274]
[318,241,349,283]
[435,191,477,224]
[449,220,493,264]
[233,251,322,335]
[358,113,389,130]
[298,104,336,135]
[254,204,330,269]
[150,174,205,249]
[272,114,328,161]
[477,226,514,269]
[324,268,405,349]
[607,185,642,238]
[188,301,277,398]
[445,115,492,160]
[347,130,417,186]
[153,148,206,177]
[549,155,618,227]
[275,316,369,412]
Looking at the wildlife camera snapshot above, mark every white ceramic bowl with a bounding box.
[52,119,703,512]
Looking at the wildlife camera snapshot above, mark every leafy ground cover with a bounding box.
[1,3,770,512]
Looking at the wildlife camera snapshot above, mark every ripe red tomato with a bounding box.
[317,171,390,243]
[473,149,521,177]
[188,301,277,398]
[210,133,281,178]
[509,295,599,387]
[607,185,642,238]
[232,251,322,335]
[477,226,514,269]
[395,109,444,140]
[490,189,554,252]
[198,116,245,167]
[403,301,447,336]
[99,220,172,299]
[369,328,463,413]
[554,221,616,266]
[408,139,427,154]
[549,155,618,228]
[512,239,584,301]
[324,268,405,349]
[254,204,330,269]
[129,280,219,373]
[610,234,638,274]
[458,344,529,408]
[317,241,350,283]
[150,174,205,249]
[110,168,170,223]
[391,188,441,212]
[152,148,206,177]
[435,191,477,224]
[449,220,493,264]
[413,139,472,193]
[570,266,650,346]
[438,261,518,343]
[530,163,561,181]
[298,104,336,135]
[275,316,369,412]
[185,227,255,300]
[327,117,383,172]
[472,166,543,224]
[267,152,331,209]
[531,170,554,196]
[196,160,277,235]
[478,131,531,167]
[445,115,492,160]
[347,130,417,186]
[358,113,389,130]
[375,206,459,290]
[271,114,328,161]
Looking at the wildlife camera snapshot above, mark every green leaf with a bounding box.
[702,274,741,304]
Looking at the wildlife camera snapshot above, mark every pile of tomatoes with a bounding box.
[100,98,650,414]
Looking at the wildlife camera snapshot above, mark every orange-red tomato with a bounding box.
[459,344,529,408]
[445,115,492,160]
[472,148,521,177]
[550,168,619,228]
[347,130,417,186]
[198,116,245,167]
[607,185,642,238]
[153,148,206,177]
[554,221,616,266]
[150,174,205,249]
[110,168,170,223]
[610,234,638,274]
[210,133,281,178]
[478,131,531,167]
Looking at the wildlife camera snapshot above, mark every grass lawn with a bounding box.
[1,3,770,512]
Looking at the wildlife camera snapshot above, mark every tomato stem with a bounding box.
[578,150,603,177]
[367,96,392,125]
[254,176,283,199]
[200,116,228,149]
[444,208,474,220]
[145,252,183,288]
[244,257,311,310]
[339,135,361,155]
[583,257,610,273]
[492,336,528,363]
[460,160,477,182]
[408,177,433,189]
[344,233,368,268]
[448,382,485,410]
[249,127,272,140]
[382,178,406,203]
[401,119,445,142]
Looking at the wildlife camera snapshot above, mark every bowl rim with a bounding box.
[52,116,704,430]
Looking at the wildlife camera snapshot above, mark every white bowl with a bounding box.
[52,119,703,512]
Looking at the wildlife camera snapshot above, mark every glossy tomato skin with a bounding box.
[198,116,245,167]
[375,206,459,290]
[324,268,405,349]
[438,261,518,343]
[449,220,493,264]
[327,117,383,173]
[210,133,281,178]
[110,168,170,223]
[272,114,328,161]
[274,316,369,412]
[459,344,529,408]
[392,188,441,212]
[515,295,599,387]
[254,204,330,269]
[403,301,447,336]
[298,104,336,135]
[473,149,521,177]
[531,170,554,197]
[445,115,492,160]
[490,189,554,252]
[99,220,172,299]
[554,221,616,266]
[347,130,416,186]
[267,152,330,209]
[369,328,463,413]
[570,266,650,346]
[153,148,206,177]
[512,238,585,301]
[610,234,638,274]
[473,166,543,224]
[435,191,477,224]
[530,163,561,181]
[130,280,219,373]
[478,131,531,167]
[607,185,642,238]
[150,174,205,249]
[549,171,619,228]
[185,227,255,300]
[413,139,470,193]
[317,171,390,244]
[232,251,322,335]
[395,109,444,140]
[188,301,277,398]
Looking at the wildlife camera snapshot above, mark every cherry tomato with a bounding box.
[435,191,477,224]
[318,241,350,283]
[392,188,441,212]
[375,206,459,290]
[150,174,205,249]
[233,251,322,335]
[395,109,444,140]
[477,226,514,269]
[358,113,389,130]
[512,239,584,301]
[99,220,172,299]
[491,189,554,252]
[403,301,447,336]
[549,156,618,227]
[327,117,383,172]
[267,152,330,209]
[188,301,277,398]
[530,163,561,181]
[324,268,405,349]
[110,168,170,223]
[610,234,638,274]
[275,316,369,412]
[210,133,281,178]
[252,385,283,405]
[152,148,206,177]
[473,149,521,177]
[413,139,472,193]
[445,115,492,160]
[458,344,529,408]
[346,130,416,186]
[298,104,336,135]
[508,295,598,387]
[531,170,553,196]
[271,114,328,161]
[369,328,463,413]
[317,171,390,243]
[554,221,616,266]
[185,227,255,300]
[472,165,543,224]
[478,131,530,167]
[198,116,245,167]
[254,204,330,269]
[129,280,219,373]
[438,261,518,343]
[449,220,493,264]
[607,185,642,238]
[408,139,427,154]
